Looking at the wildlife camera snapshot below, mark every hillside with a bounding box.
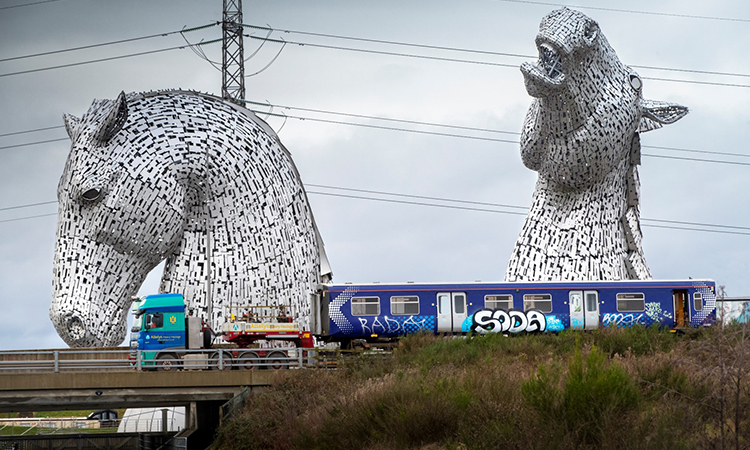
[214,325,750,450]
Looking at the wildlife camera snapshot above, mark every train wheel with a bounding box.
[238,351,259,370]
[209,352,233,371]
[156,354,180,372]
[266,351,289,370]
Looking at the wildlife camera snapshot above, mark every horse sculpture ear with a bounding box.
[638,99,689,133]
[63,114,80,140]
[94,91,128,143]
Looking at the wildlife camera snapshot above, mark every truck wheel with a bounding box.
[157,354,180,372]
[209,352,233,371]
[266,351,289,370]
[238,351,259,370]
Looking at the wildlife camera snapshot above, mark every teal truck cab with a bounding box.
[129,293,314,371]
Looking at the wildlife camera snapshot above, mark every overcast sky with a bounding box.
[1,0,748,350]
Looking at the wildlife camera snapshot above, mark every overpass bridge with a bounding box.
[0,369,273,413]
[0,348,306,449]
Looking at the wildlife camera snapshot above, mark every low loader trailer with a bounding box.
[128,293,314,371]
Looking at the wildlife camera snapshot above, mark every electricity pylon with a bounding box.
[222,0,245,105]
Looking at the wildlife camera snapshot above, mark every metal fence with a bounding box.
[0,432,142,450]
[0,348,317,373]
[0,346,394,374]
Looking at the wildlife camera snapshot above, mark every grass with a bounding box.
[0,409,126,436]
[213,325,750,450]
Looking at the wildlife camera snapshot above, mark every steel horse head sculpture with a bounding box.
[505,8,688,281]
[52,90,331,347]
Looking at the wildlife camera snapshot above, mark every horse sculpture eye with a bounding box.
[583,23,598,42]
[629,74,642,91]
[81,188,102,203]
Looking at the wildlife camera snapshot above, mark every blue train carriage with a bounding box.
[316,279,717,341]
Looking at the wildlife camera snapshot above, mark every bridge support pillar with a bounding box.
[185,400,224,449]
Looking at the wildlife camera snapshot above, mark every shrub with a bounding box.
[594,324,677,357]
[522,345,640,448]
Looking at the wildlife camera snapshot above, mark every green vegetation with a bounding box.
[214,325,750,450]
[0,409,124,436]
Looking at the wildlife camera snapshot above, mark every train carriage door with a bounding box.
[584,290,600,330]
[673,290,688,327]
[437,292,467,333]
[569,291,584,330]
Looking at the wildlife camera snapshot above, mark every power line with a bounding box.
[0,138,68,151]
[246,99,750,160]
[246,36,520,69]
[0,39,222,78]
[306,189,750,236]
[6,102,750,161]
[0,212,57,224]
[308,184,750,233]
[0,201,57,212]
[628,65,750,80]
[4,102,749,167]
[641,153,750,167]
[307,190,528,216]
[640,76,750,89]
[246,35,750,89]
[492,0,750,23]
[645,144,750,160]
[0,23,219,63]
[243,105,750,167]
[305,183,529,210]
[0,0,64,10]
[246,108,520,144]
[243,100,522,137]
[5,184,750,236]
[241,24,534,60]
[243,23,750,80]
[0,125,64,138]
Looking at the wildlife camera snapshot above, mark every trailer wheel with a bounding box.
[209,352,233,371]
[266,351,289,370]
[238,351,260,370]
[156,354,180,372]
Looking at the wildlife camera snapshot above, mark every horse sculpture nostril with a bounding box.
[66,315,87,341]
[81,188,102,203]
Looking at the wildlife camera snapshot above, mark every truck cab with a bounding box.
[129,293,189,369]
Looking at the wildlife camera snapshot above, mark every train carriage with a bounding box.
[314,279,717,342]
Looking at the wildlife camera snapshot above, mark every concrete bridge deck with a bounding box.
[0,369,273,413]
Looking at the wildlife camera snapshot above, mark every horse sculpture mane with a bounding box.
[505,8,688,281]
[52,90,331,347]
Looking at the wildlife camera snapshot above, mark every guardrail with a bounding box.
[0,346,393,373]
[0,349,131,373]
[0,348,305,373]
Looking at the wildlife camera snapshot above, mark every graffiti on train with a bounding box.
[471,308,547,334]
[357,315,435,335]
[601,313,648,327]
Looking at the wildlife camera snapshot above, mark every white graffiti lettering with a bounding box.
[372,317,386,334]
[472,309,547,334]
[358,318,371,335]
[384,316,401,333]
[357,315,430,335]
[402,315,428,330]
[602,313,646,326]
[526,310,547,332]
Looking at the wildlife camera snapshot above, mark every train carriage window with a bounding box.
[391,296,419,315]
[693,292,703,311]
[454,293,466,314]
[616,293,645,312]
[351,297,380,316]
[585,292,598,312]
[523,294,552,313]
[485,294,513,310]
